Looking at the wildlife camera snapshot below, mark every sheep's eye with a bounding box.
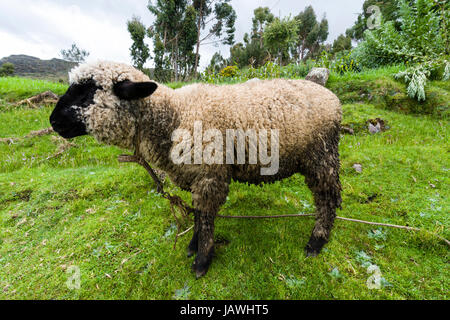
[65,79,102,108]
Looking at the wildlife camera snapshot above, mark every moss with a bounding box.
[327,75,449,119]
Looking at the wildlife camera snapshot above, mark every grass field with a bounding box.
[0,74,448,299]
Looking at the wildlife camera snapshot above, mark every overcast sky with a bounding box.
[0,0,365,70]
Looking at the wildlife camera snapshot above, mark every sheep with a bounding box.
[50,61,342,278]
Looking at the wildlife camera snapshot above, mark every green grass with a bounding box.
[0,74,449,300]
[0,77,68,102]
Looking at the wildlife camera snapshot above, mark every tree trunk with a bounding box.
[259,24,263,49]
[193,1,203,78]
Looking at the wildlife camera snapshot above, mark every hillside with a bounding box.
[0,55,77,82]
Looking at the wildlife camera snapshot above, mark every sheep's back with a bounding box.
[175,79,341,155]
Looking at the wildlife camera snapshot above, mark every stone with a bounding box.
[305,68,330,86]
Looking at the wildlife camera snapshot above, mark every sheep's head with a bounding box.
[50,61,157,148]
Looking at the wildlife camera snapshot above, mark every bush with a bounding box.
[316,51,361,74]
[219,66,239,78]
[201,61,315,84]
[352,0,449,101]
[0,63,15,77]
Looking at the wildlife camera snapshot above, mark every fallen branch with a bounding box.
[0,127,54,144]
[13,91,59,108]
[45,140,76,160]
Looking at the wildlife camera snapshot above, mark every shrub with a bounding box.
[220,66,239,78]
[0,63,15,77]
[352,0,449,101]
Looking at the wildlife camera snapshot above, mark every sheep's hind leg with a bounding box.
[302,126,342,256]
[190,177,229,278]
[187,211,199,257]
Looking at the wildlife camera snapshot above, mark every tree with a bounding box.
[206,52,227,73]
[60,43,90,64]
[228,7,275,69]
[0,63,14,76]
[264,16,298,65]
[252,7,274,49]
[332,34,353,55]
[345,0,399,41]
[293,6,329,61]
[192,0,237,75]
[147,0,198,81]
[127,16,150,71]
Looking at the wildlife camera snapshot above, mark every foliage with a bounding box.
[192,0,237,74]
[0,63,15,77]
[251,7,274,50]
[59,43,90,64]
[346,0,399,41]
[147,1,198,81]
[352,0,449,101]
[205,52,227,74]
[219,65,238,78]
[327,66,449,117]
[227,7,274,69]
[263,16,298,65]
[292,6,329,61]
[127,16,151,71]
[332,34,353,55]
[316,51,361,75]
[201,61,314,83]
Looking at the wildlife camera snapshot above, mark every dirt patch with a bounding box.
[4,189,33,203]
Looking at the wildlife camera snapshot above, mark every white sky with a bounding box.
[0,0,365,70]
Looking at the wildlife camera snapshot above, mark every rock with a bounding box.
[367,118,388,133]
[353,163,363,173]
[246,78,261,83]
[341,126,355,135]
[368,122,381,134]
[305,68,330,86]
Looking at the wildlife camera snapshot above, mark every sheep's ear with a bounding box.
[113,80,158,100]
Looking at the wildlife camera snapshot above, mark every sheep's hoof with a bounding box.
[195,269,207,279]
[305,236,327,257]
[192,253,213,279]
[192,262,209,279]
[187,248,196,258]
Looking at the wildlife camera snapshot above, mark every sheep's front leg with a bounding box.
[190,177,229,278]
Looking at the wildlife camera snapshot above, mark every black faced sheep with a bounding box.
[50,61,342,278]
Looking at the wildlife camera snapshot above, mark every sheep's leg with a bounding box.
[187,211,199,257]
[190,176,229,278]
[302,125,342,256]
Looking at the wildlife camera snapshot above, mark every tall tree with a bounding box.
[263,16,298,65]
[148,0,198,81]
[293,6,329,61]
[332,34,353,54]
[60,43,90,64]
[228,7,275,68]
[127,16,150,70]
[192,0,236,75]
[252,7,274,49]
